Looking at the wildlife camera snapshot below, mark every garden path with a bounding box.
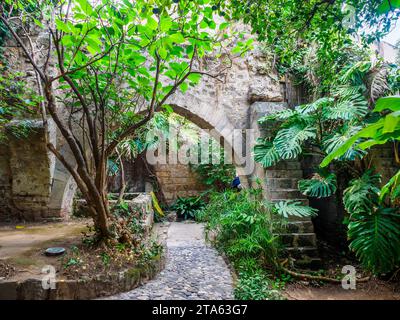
[105,222,234,300]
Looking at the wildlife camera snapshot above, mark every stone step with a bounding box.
[271,198,310,206]
[266,178,299,190]
[269,189,305,200]
[285,246,320,259]
[270,161,302,170]
[293,257,323,270]
[287,221,314,233]
[280,233,317,247]
[265,169,303,179]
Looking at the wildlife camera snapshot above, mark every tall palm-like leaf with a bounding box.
[274,200,318,219]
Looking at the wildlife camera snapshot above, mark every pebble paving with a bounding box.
[105,222,233,300]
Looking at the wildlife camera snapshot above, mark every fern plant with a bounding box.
[273,200,318,219]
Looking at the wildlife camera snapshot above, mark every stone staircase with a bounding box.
[266,160,321,269]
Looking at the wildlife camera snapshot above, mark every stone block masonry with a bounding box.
[154,164,207,204]
[0,119,65,221]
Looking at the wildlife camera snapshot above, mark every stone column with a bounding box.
[5,118,57,220]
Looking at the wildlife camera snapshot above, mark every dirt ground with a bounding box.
[283,279,400,300]
[0,219,90,280]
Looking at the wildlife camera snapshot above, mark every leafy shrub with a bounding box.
[171,196,206,220]
[199,188,317,299]
[202,189,283,268]
[191,145,236,191]
[344,170,400,274]
[234,269,284,300]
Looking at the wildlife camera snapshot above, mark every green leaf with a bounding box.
[323,94,368,120]
[274,200,318,219]
[169,33,185,44]
[377,0,400,14]
[76,0,93,15]
[382,111,400,133]
[253,140,280,168]
[55,19,70,33]
[146,17,158,30]
[374,96,400,112]
[295,97,333,115]
[158,47,168,59]
[85,37,102,54]
[298,172,337,198]
[274,125,316,159]
[348,207,400,274]
[258,109,296,123]
[320,120,385,167]
[160,17,172,32]
[343,170,381,214]
[187,73,201,84]
[180,82,189,93]
[322,125,366,161]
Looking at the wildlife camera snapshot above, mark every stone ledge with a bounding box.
[0,252,166,300]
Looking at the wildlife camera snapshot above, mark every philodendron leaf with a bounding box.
[253,140,280,168]
[298,172,337,198]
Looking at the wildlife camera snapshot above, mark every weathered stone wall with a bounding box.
[0,23,285,221]
[154,164,207,205]
[0,144,15,221]
[0,119,63,221]
[0,25,78,222]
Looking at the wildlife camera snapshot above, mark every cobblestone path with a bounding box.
[106,222,233,300]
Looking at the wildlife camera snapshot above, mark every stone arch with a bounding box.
[164,102,252,186]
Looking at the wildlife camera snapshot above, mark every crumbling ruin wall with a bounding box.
[0,23,286,221]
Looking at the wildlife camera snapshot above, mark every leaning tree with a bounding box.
[0,0,233,243]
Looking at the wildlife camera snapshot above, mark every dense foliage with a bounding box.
[248,0,400,274]
[0,0,234,243]
[198,188,316,299]
[171,195,206,220]
[225,0,400,94]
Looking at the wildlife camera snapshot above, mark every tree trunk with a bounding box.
[118,155,126,203]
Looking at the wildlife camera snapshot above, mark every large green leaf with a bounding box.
[380,169,400,202]
[348,208,400,274]
[295,97,333,115]
[253,140,280,168]
[322,125,366,161]
[343,170,381,214]
[373,96,400,112]
[323,94,368,120]
[273,124,316,159]
[258,109,296,123]
[274,200,318,219]
[320,120,384,167]
[298,172,337,198]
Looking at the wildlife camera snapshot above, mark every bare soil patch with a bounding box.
[283,279,400,300]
